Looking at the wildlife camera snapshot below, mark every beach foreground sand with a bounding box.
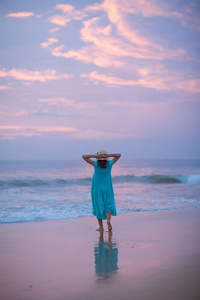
[0,209,200,300]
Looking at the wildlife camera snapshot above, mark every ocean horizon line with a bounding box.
[0,158,200,162]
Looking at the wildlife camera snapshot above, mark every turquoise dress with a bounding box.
[91,160,117,220]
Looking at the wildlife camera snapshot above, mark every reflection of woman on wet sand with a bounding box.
[94,232,119,279]
[82,149,121,232]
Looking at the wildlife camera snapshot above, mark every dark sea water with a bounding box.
[0,160,200,223]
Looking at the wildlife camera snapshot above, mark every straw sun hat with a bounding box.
[94,149,108,160]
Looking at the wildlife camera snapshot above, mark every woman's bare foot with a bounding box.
[96,227,104,232]
[107,221,112,231]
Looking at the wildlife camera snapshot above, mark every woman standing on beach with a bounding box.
[82,149,121,232]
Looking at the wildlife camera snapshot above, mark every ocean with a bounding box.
[0,159,200,223]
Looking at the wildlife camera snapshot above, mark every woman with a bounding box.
[82,149,121,232]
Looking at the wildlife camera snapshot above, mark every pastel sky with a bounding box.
[0,0,200,160]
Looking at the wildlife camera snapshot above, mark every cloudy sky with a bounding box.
[0,0,199,160]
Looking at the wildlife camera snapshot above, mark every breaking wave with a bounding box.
[0,174,200,189]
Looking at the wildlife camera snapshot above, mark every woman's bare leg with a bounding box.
[96,219,104,231]
[106,212,112,231]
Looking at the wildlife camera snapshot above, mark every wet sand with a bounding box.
[0,209,200,300]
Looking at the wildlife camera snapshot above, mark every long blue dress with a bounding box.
[91,160,117,220]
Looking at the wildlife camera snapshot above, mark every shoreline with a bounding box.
[1,206,200,226]
[0,208,200,300]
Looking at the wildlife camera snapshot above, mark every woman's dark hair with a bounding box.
[97,160,108,169]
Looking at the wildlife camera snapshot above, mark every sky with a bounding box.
[0,0,200,160]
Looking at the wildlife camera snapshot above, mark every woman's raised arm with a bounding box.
[82,153,121,165]
[106,153,121,164]
[82,154,98,166]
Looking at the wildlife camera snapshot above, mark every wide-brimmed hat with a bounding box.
[94,148,108,160]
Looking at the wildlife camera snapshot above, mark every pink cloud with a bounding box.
[0,67,72,83]
[81,71,136,86]
[0,132,42,139]
[40,38,58,48]
[38,97,76,106]
[84,3,103,12]
[52,45,123,68]
[81,70,170,90]
[48,4,86,27]
[51,8,187,69]
[0,125,78,139]
[81,68,200,94]
[54,4,86,20]
[35,11,51,19]
[86,0,200,29]
[0,126,78,132]
[52,46,91,63]
[0,126,28,131]
[54,4,74,13]
[36,126,78,133]
[71,129,137,140]
[38,97,89,111]
[110,0,173,18]
[0,111,27,116]
[49,27,60,33]
[176,79,200,94]
[48,15,71,26]
[51,18,126,67]
[0,85,11,90]
[98,0,187,58]
[6,12,34,18]
[0,126,134,140]
[44,0,198,71]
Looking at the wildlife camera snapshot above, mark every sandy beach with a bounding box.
[0,208,200,300]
